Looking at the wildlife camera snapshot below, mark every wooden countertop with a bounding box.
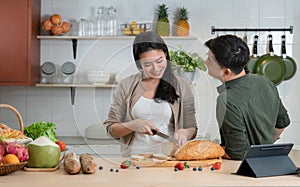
[0,157,299,187]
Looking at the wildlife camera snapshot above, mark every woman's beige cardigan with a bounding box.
[103,73,197,157]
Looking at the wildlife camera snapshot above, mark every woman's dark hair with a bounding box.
[205,34,250,74]
[133,31,179,104]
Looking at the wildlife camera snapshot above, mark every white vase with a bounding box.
[182,71,197,84]
[174,66,200,84]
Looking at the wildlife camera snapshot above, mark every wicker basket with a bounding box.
[0,104,27,176]
[0,103,24,133]
[0,162,28,176]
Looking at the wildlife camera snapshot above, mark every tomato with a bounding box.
[213,162,222,170]
[56,140,66,151]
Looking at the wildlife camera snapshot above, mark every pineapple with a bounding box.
[156,4,170,36]
[176,7,190,36]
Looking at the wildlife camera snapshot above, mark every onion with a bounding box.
[41,20,52,31]
[51,25,63,35]
[61,22,71,33]
[50,14,62,25]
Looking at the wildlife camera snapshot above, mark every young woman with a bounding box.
[104,31,197,157]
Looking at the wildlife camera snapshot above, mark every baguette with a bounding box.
[161,142,178,156]
[64,152,81,174]
[174,140,225,161]
[80,153,97,174]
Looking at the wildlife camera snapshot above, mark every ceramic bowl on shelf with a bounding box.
[87,71,110,84]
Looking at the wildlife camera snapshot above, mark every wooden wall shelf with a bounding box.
[37,35,198,59]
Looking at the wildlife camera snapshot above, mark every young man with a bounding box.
[204,35,290,160]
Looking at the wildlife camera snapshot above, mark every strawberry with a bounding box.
[174,161,187,170]
[120,160,131,169]
[213,162,222,170]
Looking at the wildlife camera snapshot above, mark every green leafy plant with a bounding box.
[24,121,57,142]
[170,47,207,72]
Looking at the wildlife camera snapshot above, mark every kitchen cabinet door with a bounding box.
[0,0,40,86]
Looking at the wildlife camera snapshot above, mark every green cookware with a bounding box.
[245,35,259,73]
[254,34,286,85]
[281,35,297,81]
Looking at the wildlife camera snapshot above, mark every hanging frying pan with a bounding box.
[254,34,286,85]
[281,35,297,81]
[245,35,259,73]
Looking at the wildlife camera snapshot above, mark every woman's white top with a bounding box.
[130,96,173,155]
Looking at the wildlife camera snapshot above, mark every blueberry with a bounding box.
[186,165,190,169]
[115,169,119,172]
[136,166,140,169]
[98,166,103,170]
[211,167,215,171]
[174,168,179,172]
[198,167,202,171]
[110,168,114,172]
[193,167,197,171]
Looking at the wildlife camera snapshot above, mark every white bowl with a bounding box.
[87,71,110,83]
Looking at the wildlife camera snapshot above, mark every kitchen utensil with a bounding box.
[281,35,297,81]
[245,35,259,72]
[254,34,286,85]
[151,129,179,145]
[131,157,222,167]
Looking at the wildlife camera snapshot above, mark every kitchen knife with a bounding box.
[151,129,179,145]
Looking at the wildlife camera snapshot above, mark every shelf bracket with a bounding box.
[72,39,77,59]
[70,87,76,105]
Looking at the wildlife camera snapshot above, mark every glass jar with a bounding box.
[61,61,76,84]
[78,19,88,36]
[41,62,57,84]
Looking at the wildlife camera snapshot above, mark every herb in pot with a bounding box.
[170,47,207,72]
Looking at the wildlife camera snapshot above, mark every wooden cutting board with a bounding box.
[23,164,60,172]
[132,157,222,167]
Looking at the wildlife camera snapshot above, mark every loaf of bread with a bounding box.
[80,153,97,174]
[161,142,178,157]
[174,140,225,161]
[64,152,81,174]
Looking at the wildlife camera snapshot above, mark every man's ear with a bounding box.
[223,68,232,80]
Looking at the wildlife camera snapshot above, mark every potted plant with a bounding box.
[170,47,206,83]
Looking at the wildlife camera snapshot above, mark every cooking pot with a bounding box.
[245,35,259,72]
[281,35,297,81]
[254,34,286,85]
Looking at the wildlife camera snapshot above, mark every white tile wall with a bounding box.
[1,0,300,146]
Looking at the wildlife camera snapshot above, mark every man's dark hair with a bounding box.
[205,35,250,74]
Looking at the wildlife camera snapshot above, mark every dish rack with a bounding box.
[0,104,27,176]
